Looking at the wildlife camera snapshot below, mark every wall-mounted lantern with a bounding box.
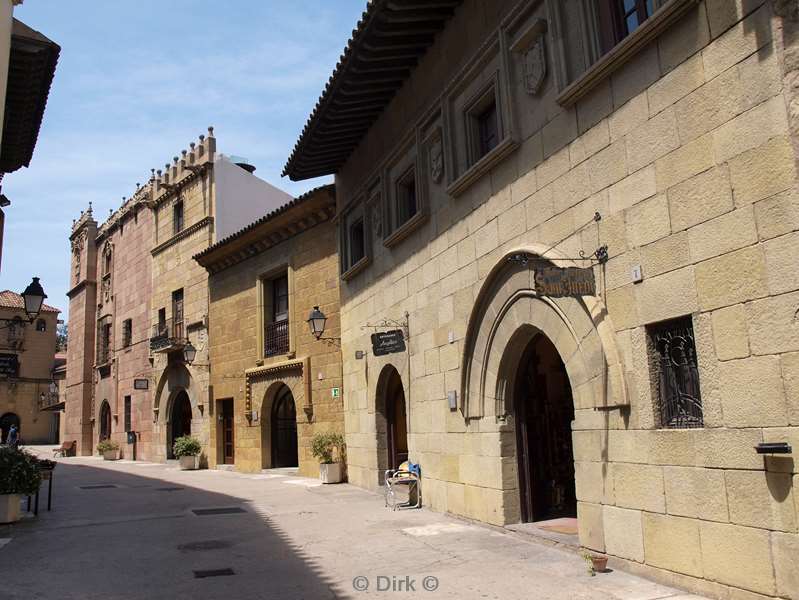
[307,306,327,340]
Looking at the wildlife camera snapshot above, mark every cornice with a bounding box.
[151,216,213,256]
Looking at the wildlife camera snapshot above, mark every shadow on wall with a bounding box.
[0,462,353,600]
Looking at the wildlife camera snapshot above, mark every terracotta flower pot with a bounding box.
[590,555,608,573]
[0,494,22,524]
[319,462,343,484]
[102,449,119,461]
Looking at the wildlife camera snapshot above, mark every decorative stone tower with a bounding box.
[65,204,98,455]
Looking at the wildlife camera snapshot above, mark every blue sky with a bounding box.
[3,0,366,316]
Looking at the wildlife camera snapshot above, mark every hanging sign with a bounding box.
[534,266,596,297]
[371,329,406,356]
[134,378,149,390]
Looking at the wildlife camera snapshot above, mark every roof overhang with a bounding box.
[0,19,60,174]
[282,0,463,181]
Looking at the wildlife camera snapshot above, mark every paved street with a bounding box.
[0,449,707,600]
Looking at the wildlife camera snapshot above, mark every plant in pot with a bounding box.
[173,436,201,470]
[97,439,119,461]
[582,551,609,575]
[311,431,345,484]
[0,447,42,523]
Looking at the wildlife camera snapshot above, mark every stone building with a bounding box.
[65,128,293,461]
[283,1,799,598]
[0,290,60,444]
[194,184,342,474]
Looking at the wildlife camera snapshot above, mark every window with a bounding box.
[124,396,131,432]
[476,102,499,158]
[647,316,703,429]
[35,319,46,332]
[122,319,132,348]
[98,322,112,364]
[157,308,166,336]
[597,0,660,55]
[173,199,184,235]
[395,167,417,227]
[340,201,370,277]
[264,274,289,357]
[172,289,184,340]
[103,250,112,276]
[466,84,502,167]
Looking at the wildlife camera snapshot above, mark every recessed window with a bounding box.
[395,166,417,227]
[647,316,703,429]
[35,319,46,332]
[597,0,660,54]
[103,251,112,276]
[122,319,132,348]
[467,85,502,166]
[341,201,370,276]
[98,321,112,365]
[173,199,184,235]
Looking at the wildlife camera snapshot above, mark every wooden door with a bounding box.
[222,400,234,465]
[386,371,408,469]
[271,387,298,468]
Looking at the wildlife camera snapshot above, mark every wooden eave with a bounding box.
[282,0,463,181]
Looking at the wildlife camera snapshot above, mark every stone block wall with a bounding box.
[207,212,343,477]
[333,1,799,597]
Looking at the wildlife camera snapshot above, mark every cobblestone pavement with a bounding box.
[0,448,708,600]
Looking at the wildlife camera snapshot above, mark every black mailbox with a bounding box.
[127,431,136,445]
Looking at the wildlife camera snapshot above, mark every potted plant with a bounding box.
[582,551,609,575]
[173,435,201,470]
[97,439,119,460]
[311,431,345,484]
[0,447,42,523]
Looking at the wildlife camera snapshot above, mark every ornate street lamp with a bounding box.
[183,341,197,365]
[22,277,46,322]
[307,306,327,340]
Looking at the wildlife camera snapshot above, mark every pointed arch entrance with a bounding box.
[271,384,298,468]
[513,333,575,522]
[99,401,112,441]
[376,364,408,472]
[168,390,192,458]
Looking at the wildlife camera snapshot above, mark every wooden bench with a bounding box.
[53,440,75,457]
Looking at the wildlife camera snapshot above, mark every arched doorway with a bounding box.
[0,412,20,443]
[271,385,298,468]
[514,334,576,523]
[99,401,111,441]
[168,390,192,458]
[378,365,408,471]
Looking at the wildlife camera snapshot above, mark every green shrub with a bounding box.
[173,436,201,458]
[96,439,119,453]
[310,431,345,464]
[0,447,42,495]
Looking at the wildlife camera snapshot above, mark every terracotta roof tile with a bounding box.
[0,290,60,313]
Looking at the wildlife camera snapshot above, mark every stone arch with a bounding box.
[259,378,303,469]
[98,400,112,441]
[153,361,201,424]
[374,363,408,477]
[461,244,626,421]
[0,412,20,443]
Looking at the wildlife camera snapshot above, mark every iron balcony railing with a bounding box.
[38,390,62,410]
[150,317,186,352]
[264,320,289,357]
[97,342,112,365]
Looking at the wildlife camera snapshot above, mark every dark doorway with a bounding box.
[169,390,192,458]
[271,385,298,468]
[99,401,111,441]
[221,399,235,465]
[0,412,20,443]
[514,334,576,523]
[384,367,408,470]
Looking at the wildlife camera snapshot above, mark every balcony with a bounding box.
[264,320,289,357]
[150,317,186,353]
[38,390,63,411]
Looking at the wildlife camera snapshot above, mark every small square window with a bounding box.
[35,319,46,332]
[341,201,370,277]
[395,166,417,227]
[349,217,365,265]
[466,84,502,166]
[647,316,703,429]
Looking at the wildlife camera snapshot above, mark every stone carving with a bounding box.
[429,133,444,183]
[511,19,548,96]
[522,35,546,95]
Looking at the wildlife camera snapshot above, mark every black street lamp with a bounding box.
[22,277,47,321]
[307,306,327,340]
[183,341,197,365]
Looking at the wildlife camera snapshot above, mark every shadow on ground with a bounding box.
[0,461,349,600]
